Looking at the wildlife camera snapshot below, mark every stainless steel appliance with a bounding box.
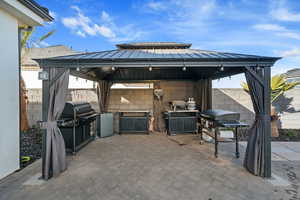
[96,113,114,138]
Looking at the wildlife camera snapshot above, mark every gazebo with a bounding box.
[35,42,280,180]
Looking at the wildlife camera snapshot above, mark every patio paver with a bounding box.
[0,134,293,200]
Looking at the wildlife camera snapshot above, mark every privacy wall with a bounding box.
[26,88,300,129]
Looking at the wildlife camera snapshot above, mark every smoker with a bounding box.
[58,102,98,154]
[199,109,248,158]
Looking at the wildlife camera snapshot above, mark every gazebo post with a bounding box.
[263,66,271,178]
[41,67,50,179]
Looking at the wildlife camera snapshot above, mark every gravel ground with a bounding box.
[20,128,42,168]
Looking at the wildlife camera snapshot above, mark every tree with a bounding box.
[241,74,300,137]
[21,28,55,63]
[20,28,55,131]
[241,74,300,103]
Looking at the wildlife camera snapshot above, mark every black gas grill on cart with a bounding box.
[58,102,98,154]
[199,109,248,158]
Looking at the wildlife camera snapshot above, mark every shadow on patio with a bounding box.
[0,133,290,200]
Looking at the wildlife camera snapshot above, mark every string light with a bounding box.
[182,66,186,71]
[149,66,153,71]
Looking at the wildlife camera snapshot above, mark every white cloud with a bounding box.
[139,0,217,38]
[279,48,300,57]
[76,30,86,37]
[49,11,57,19]
[253,23,300,40]
[275,32,300,40]
[62,6,115,38]
[253,24,287,32]
[62,6,144,42]
[94,24,116,38]
[270,0,300,22]
[101,11,112,23]
[146,1,167,11]
[271,8,300,22]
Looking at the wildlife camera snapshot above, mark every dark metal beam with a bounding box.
[263,66,272,178]
[36,60,277,69]
[41,67,50,179]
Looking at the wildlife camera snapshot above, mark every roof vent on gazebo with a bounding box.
[116,42,192,49]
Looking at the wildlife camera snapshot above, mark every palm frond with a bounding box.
[21,28,35,50]
[38,30,55,42]
[241,73,300,103]
[241,81,249,92]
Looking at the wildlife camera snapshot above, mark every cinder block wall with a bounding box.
[273,89,300,129]
[26,87,300,129]
[160,81,195,110]
[108,89,153,112]
[212,88,254,124]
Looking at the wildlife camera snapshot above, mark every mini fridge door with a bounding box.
[97,113,114,138]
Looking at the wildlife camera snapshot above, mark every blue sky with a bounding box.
[35,0,300,87]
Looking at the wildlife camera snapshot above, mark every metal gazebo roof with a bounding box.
[35,42,280,82]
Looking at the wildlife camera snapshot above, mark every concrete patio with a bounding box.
[0,133,299,200]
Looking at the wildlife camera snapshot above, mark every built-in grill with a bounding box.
[199,109,248,158]
[58,102,98,154]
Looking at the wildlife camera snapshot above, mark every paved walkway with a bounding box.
[240,141,300,161]
[0,133,297,200]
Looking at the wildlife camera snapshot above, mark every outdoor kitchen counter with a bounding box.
[164,110,199,135]
[119,111,150,134]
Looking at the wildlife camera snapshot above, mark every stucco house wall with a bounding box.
[0,9,20,180]
[0,0,52,180]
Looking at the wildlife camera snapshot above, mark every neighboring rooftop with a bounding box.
[284,68,300,78]
[22,45,79,70]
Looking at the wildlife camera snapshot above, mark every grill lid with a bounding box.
[200,109,240,121]
[61,101,96,118]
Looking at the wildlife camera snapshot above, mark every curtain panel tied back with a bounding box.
[243,68,270,177]
[43,68,70,180]
[97,80,112,113]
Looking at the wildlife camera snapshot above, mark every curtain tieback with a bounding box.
[40,121,58,129]
[255,114,270,120]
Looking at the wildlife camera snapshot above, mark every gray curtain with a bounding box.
[96,80,112,113]
[195,79,212,111]
[243,68,267,176]
[44,68,69,179]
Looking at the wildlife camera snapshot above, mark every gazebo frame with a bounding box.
[36,43,280,179]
